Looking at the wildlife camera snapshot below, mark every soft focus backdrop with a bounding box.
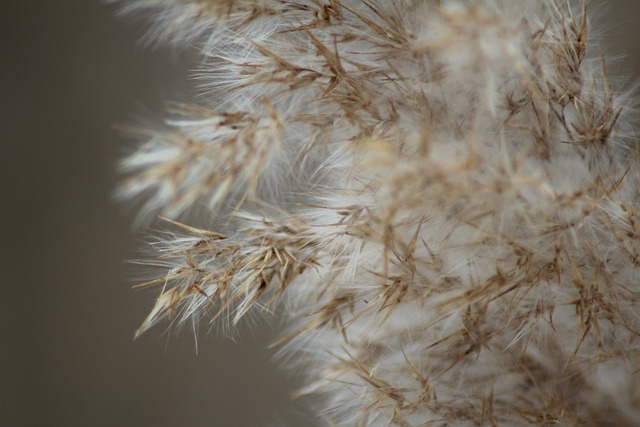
[1,2,639,426]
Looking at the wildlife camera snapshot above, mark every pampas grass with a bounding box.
[118,1,640,425]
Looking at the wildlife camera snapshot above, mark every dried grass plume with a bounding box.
[117,1,640,425]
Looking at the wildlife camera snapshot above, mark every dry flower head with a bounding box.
[117,1,640,425]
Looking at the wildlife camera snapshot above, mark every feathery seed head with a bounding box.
[118,1,640,425]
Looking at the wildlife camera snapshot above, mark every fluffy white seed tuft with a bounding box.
[119,1,640,425]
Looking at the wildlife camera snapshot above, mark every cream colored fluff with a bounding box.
[118,1,640,425]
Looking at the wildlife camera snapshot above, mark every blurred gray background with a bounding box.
[1,2,639,426]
